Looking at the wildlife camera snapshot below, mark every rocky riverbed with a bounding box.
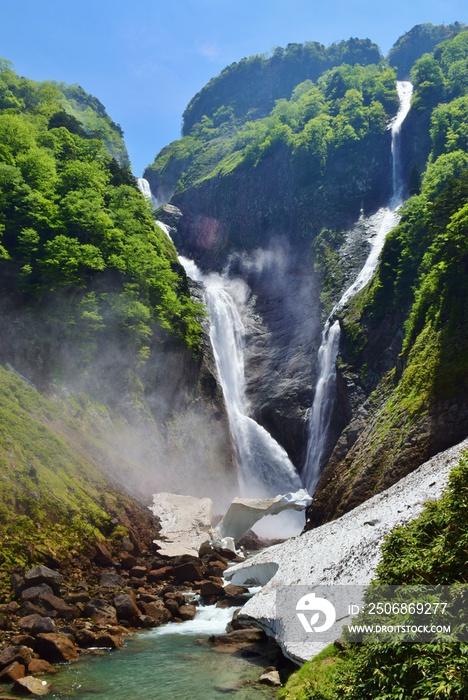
[0,533,287,696]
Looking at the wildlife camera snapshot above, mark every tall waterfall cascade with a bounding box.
[178,260,302,504]
[136,180,303,533]
[302,80,413,494]
[137,177,159,209]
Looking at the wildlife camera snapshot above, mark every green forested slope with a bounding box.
[388,21,466,79]
[0,59,202,396]
[309,31,468,528]
[0,61,209,589]
[181,38,382,135]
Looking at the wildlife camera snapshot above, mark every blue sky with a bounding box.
[1,0,466,175]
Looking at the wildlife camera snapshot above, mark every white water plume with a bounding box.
[302,81,413,494]
[137,177,159,208]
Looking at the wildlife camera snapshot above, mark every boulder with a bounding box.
[209,629,266,648]
[64,592,90,605]
[24,566,63,595]
[21,585,54,603]
[13,675,51,696]
[74,629,98,649]
[148,567,173,583]
[18,615,43,633]
[200,581,225,598]
[0,661,26,682]
[164,592,185,607]
[164,599,179,617]
[83,599,117,626]
[178,605,197,621]
[259,668,281,687]
[20,588,74,621]
[205,561,227,578]
[138,602,170,626]
[18,603,49,619]
[31,618,55,636]
[99,571,124,589]
[0,646,32,672]
[119,553,136,570]
[33,593,75,621]
[26,660,57,676]
[113,595,140,624]
[11,635,35,647]
[138,615,156,629]
[34,633,78,663]
[94,633,122,649]
[93,542,113,567]
[172,562,202,583]
[129,567,147,579]
[224,584,249,598]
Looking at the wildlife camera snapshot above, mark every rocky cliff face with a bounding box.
[164,136,392,272]
[155,26,468,525]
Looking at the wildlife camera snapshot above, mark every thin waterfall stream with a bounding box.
[302,80,413,493]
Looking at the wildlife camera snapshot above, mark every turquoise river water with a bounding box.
[16,606,276,700]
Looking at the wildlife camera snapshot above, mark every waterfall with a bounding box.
[138,179,302,530]
[137,177,159,208]
[178,260,302,499]
[302,81,413,494]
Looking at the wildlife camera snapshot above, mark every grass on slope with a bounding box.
[0,365,148,594]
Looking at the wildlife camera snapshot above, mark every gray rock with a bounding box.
[18,614,43,632]
[31,617,55,636]
[21,585,54,602]
[24,566,63,595]
[99,571,124,589]
[0,645,32,672]
[83,599,117,626]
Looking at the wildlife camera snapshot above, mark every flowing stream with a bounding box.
[302,80,413,493]
[45,606,275,700]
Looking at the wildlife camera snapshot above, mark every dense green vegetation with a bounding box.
[340,31,468,446]
[146,55,397,203]
[281,451,468,699]
[388,22,466,80]
[182,38,382,135]
[0,60,209,585]
[0,59,203,400]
